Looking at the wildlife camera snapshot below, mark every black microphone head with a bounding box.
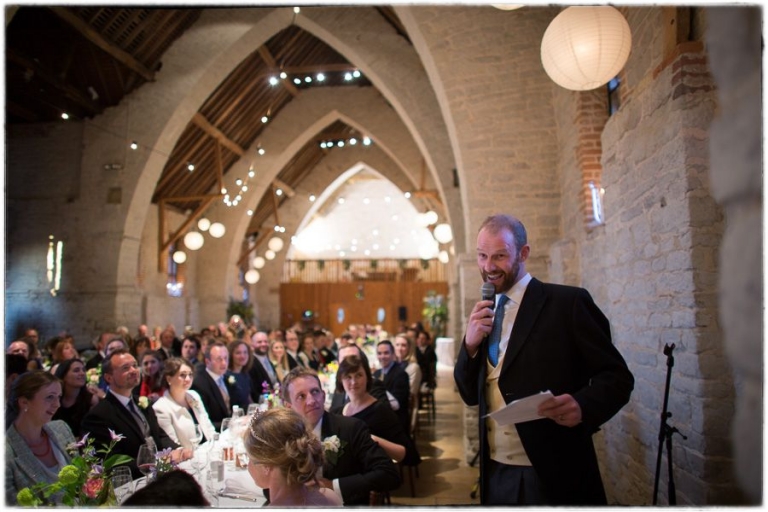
[481,282,496,307]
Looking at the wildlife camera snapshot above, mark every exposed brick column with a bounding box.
[575,89,609,227]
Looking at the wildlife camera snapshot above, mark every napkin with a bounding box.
[222,470,263,500]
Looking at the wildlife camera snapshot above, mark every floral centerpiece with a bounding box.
[258,381,282,410]
[150,447,179,481]
[16,430,133,507]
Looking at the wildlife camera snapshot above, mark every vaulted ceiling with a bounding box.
[5,6,426,255]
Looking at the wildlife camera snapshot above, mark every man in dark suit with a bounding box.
[191,341,233,431]
[373,340,411,434]
[84,332,116,370]
[283,366,400,505]
[248,330,279,401]
[454,214,634,505]
[283,329,301,369]
[81,349,191,479]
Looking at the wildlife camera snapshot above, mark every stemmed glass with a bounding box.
[111,466,134,504]
[204,464,223,507]
[136,444,157,486]
[189,425,204,475]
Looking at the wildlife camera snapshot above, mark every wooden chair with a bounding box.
[419,386,436,423]
[369,490,391,505]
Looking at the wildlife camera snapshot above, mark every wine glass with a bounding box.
[189,425,204,474]
[220,417,231,434]
[111,466,134,504]
[247,403,259,416]
[136,444,157,485]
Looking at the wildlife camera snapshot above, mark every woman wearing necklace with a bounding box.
[52,358,99,437]
[6,371,76,505]
[153,358,216,448]
[244,408,342,507]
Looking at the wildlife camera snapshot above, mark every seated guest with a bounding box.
[244,408,343,507]
[227,340,253,410]
[122,469,209,506]
[5,353,28,402]
[7,340,30,359]
[81,349,191,479]
[180,334,202,369]
[130,335,152,363]
[191,342,233,431]
[297,333,320,370]
[52,358,99,437]
[394,334,423,399]
[138,350,164,405]
[283,329,301,369]
[331,344,395,412]
[22,336,45,372]
[269,339,291,384]
[374,340,411,434]
[6,371,76,505]
[415,330,438,390]
[336,355,420,466]
[48,337,79,375]
[248,331,279,401]
[282,366,400,505]
[153,358,216,448]
[316,329,337,366]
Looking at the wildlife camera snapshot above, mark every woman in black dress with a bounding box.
[227,340,253,410]
[52,358,99,437]
[335,355,420,466]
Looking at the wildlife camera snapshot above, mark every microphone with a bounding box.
[481,282,496,311]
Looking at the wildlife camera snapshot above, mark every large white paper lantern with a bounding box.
[197,217,211,232]
[172,250,187,264]
[244,269,261,284]
[183,231,204,251]
[541,6,631,91]
[252,256,266,269]
[424,210,439,226]
[209,222,226,238]
[433,223,453,244]
[265,250,276,260]
[268,236,284,252]
[438,250,450,263]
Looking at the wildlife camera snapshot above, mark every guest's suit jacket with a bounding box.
[191,367,232,431]
[319,411,400,505]
[6,420,75,505]
[81,392,177,479]
[248,356,277,402]
[454,278,634,505]
[373,363,411,433]
[152,389,216,448]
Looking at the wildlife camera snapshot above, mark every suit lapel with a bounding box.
[107,393,146,440]
[501,278,547,373]
[205,372,228,413]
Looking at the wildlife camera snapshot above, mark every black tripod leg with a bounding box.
[666,432,676,505]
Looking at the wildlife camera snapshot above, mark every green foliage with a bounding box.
[422,291,448,338]
[227,298,254,325]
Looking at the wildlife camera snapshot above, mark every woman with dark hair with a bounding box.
[52,359,98,437]
[138,350,164,404]
[244,408,342,506]
[227,340,253,410]
[335,355,420,466]
[152,358,215,448]
[6,371,76,505]
[130,335,152,363]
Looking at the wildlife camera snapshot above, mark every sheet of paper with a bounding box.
[484,390,554,425]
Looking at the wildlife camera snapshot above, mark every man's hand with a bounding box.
[315,476,333,490]
[171,447,194,463]
[464,300,495,357]
[538,393,582,427]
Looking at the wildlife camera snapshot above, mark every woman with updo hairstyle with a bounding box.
[6,371,76,505]
[244,408,342,506]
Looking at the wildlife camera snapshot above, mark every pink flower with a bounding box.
[81,477,104,499]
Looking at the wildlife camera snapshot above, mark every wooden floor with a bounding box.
[388,365,481,507]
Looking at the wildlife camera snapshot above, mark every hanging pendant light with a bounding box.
[184,231,204,251]
[209,222,226,238]
[268,236,284,252]
[433,223,454,244]
[197,218,211,232]
[541,6,631,91]
[244,269,261,284]
[253,256,266,269]
[172,250,187,264]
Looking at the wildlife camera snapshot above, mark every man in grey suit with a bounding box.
[282,366,400,505]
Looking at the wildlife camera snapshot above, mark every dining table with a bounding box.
[122,430,268,508]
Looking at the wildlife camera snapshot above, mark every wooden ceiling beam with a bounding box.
[49,7,156,82]
[7,50,99,115]
[258,46,299,97]
[281,63,360,74]
[158,195,218,271]
[192,113,245,156]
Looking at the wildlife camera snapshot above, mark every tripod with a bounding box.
[652,343,688,505]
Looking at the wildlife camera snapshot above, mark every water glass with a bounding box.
[111,466,134,504]
[247,403,260,416]
[220,417,231,433]
[205,462,224,506]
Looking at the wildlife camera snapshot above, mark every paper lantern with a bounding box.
[541,6,631,91]
[268,237,284,252]
[172,250,187,264]
[433,223,453,244]
[492,4,523,10]
[253,256,266,269]
[197,218,211,232]
[183,231,204,251]
[424,210,439,225]
[438,250,450,263]
[209,222,226,238]
[265,250,276,260]
[244,269,261,284]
